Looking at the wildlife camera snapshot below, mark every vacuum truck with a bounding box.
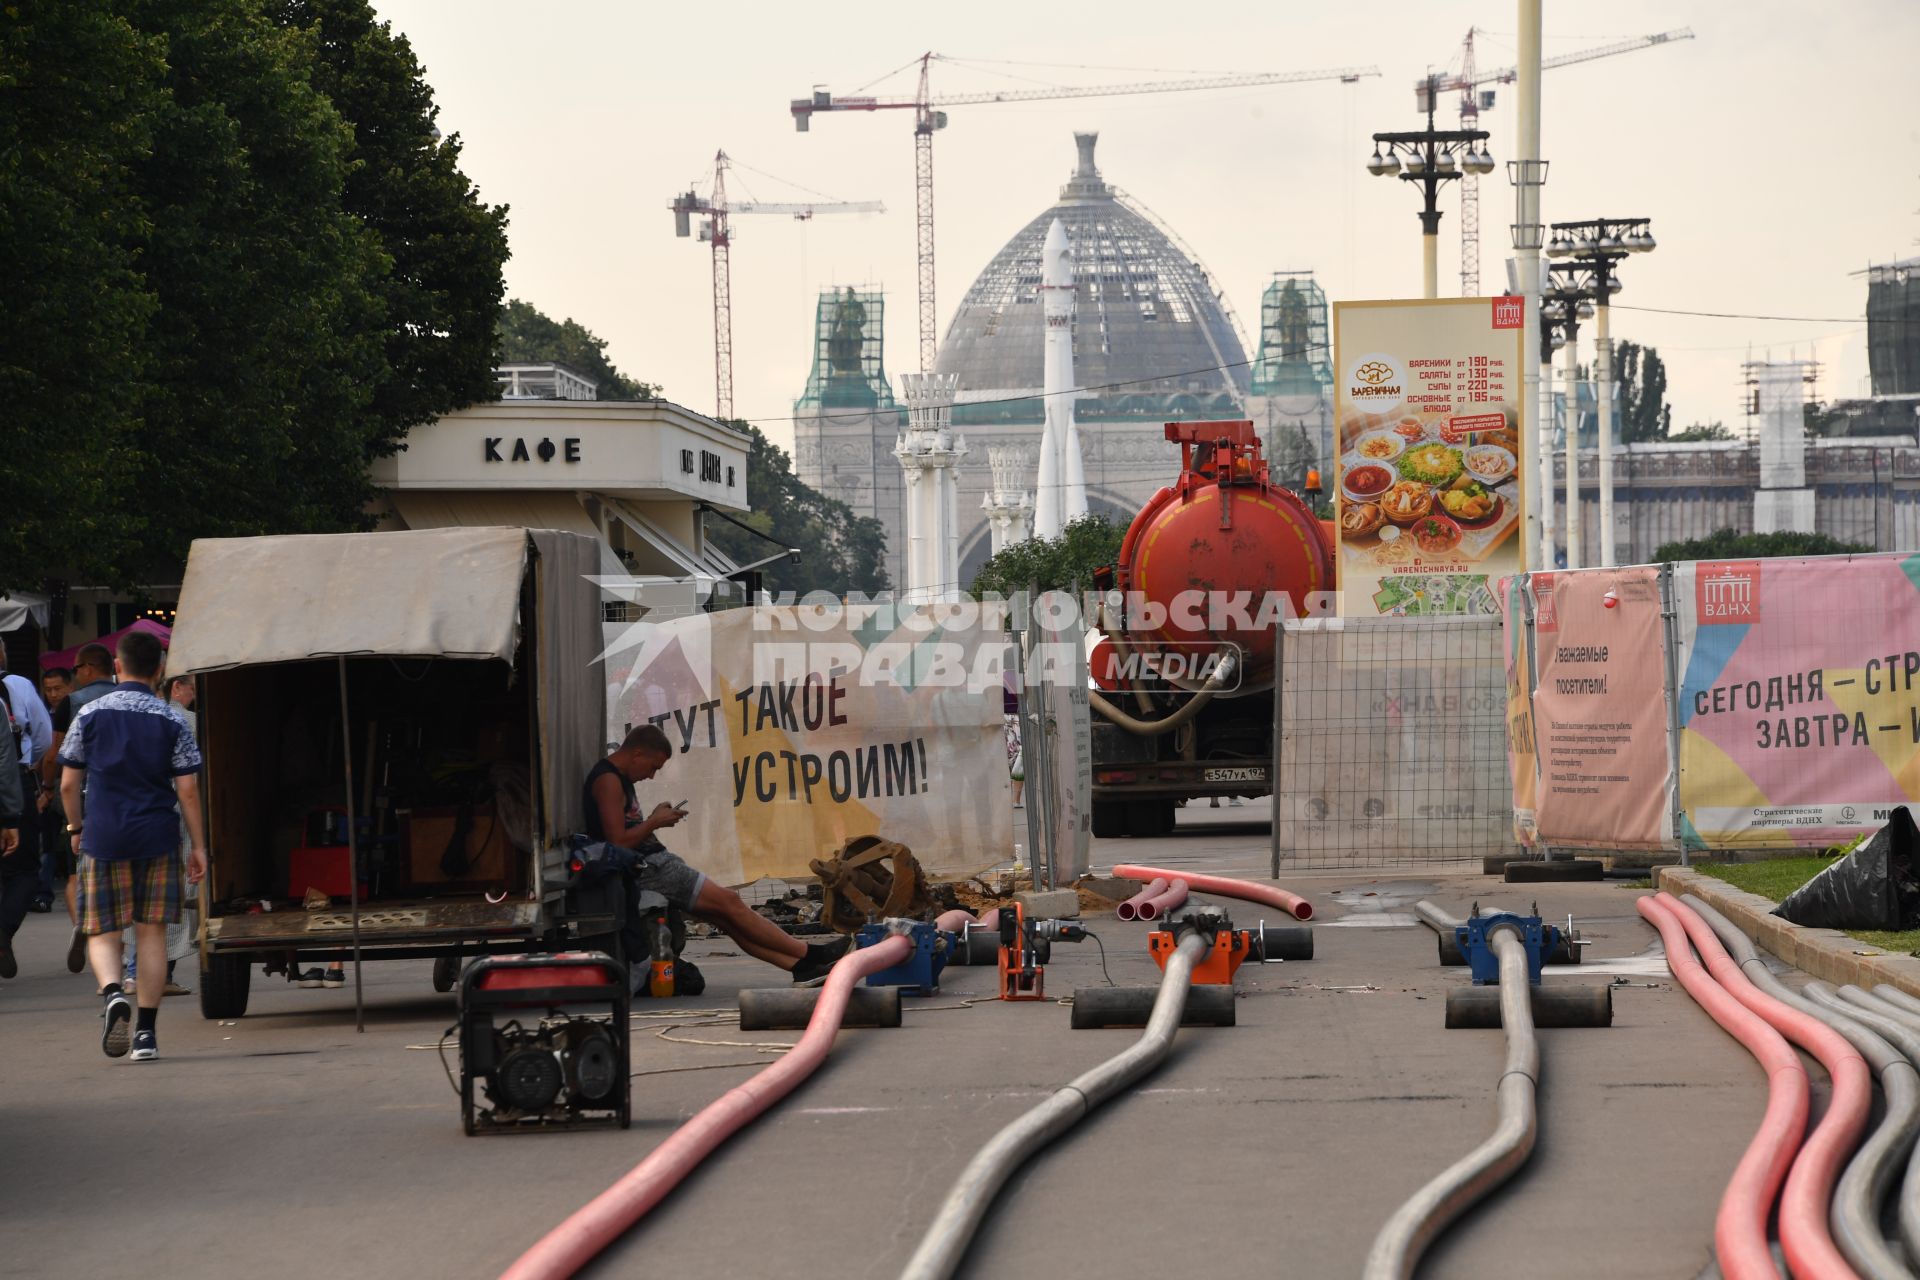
[1087,420,1334,838]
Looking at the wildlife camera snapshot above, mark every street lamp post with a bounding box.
[1545,218,1655,566]
[1542,276,1590,567]
[1368,77,1494,299]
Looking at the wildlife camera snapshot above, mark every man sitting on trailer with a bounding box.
[585,725,848,985]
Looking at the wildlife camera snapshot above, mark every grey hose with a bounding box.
[897,928,1212,1280]
[1414,899,1464,935]
[1088,650,1237,738]
[1683,893,1915,1280]
[1362,924,1538,1280]
[1804,983,1920,1274]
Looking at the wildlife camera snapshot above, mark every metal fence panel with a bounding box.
[1273,616,1515,869]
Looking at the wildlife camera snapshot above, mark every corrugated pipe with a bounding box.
[499,931,916,1280]
[1114,878,1168,923]
[1361,920,1538,1279]
[1088,650,1238,738]
[1837,985,1920,1263]
[1657,893,1870,1280]
[1112,863,1314,922]
[896,928,1213,1280]
[1684,895,1913,1280]
[1637,895,1808,1280]
[1134,878,1188,922]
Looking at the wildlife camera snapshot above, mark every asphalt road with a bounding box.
[0,815,1791,1278]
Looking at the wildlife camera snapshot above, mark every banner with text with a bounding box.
[1673,555,1920,849]
[605,604,1013,885]
[1527,567,1674,850]
[1332,297,1529,617]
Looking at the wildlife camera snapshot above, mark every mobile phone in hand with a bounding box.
[674,800,689,811]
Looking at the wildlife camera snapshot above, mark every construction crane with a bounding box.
[671,150,883,420]
[793,54,1381,373]
[1419,27,1694,295]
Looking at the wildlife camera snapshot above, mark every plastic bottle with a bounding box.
[647,914,675,998]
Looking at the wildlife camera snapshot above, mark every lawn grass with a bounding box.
[1692,856,1920,956]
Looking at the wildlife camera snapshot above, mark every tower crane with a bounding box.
[1419,27,1694,295]
[793,54,1381,373]
[671,149,883,420]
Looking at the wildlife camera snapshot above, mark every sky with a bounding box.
[375,0,1919,454]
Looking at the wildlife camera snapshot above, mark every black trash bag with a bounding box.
[1772,807,1920,931]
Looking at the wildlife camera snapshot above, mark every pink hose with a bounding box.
[1115,877,1168,922]
[1112,864,1314,921]
[934,909,976,933]
[1657,894,1869,1280]
[499,932,915,1280]
[1636,896,1807,1280]
[1135,878,1188,922]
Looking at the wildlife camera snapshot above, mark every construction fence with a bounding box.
[1272,615,1515,870]
[1502,553,1920,859]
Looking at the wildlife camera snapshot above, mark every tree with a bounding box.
[705,422,890,597]
[269,0,510,457]
[1614,339,1673,443]
[498,299,659,399]
[0,5,162,589]
[1653,529,1873,563]
[1669,422,1735,443]
[970,515,1126,599]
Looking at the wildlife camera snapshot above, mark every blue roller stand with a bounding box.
[857,921,950,996]
[1456,912,1560,986]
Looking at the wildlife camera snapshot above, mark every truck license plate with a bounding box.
[1203,767,1265,783]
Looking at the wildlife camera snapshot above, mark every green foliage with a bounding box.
[1669,422,1735,442]
[706,421,890,597]
[0,0,508,592]
[271,0,510,456]
[498,299,659,400]
[1652,528,1875,564]
[1614,340,1673,443]
[970,515,1126,599]
[0,3,162,586]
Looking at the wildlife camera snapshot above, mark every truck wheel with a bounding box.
[1091,801,1129,839]
[432,955,460,993]
[199,953,251,1020]
[1129,800,1175,837]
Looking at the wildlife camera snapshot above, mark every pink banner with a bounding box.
[1529,567,1673,850]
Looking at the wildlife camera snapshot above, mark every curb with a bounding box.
[1654,866,1920,999]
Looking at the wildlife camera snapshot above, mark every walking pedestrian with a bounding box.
[0,660,51,927]
[34,667,72,912]
[124,675,200,998]
[57,631,205,1061]
[0,683,29,979]
[50,645,116,973]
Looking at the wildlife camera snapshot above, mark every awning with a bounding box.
[41,618,170,670]
[387,490,600,538]
[600,497,712,580]
[166,527,534,674]
[0,591,49,633]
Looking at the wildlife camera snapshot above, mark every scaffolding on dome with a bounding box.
[796,286,898,410]
[1865,258,1920,397]
[1250,272,1331,398]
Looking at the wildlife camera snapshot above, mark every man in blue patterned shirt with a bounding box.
[57,630,206,1062]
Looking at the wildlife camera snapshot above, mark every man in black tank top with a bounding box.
[587,725,847,984]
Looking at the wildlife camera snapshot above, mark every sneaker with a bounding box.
[321,969,345,989]
[130,1028,158,1062]
[162,980,192,997]
[0,945,15,980]
[28,897,52,913]
[789,937,851,987]
[66,928,86,974]
[296,968,327,988]
[101,992,132,1058]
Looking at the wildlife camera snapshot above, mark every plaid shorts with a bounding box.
[77,853,183,936]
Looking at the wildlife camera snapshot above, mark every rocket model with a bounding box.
[1032,217,1087,539]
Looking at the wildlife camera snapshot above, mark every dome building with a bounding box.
[794,133,1327,591]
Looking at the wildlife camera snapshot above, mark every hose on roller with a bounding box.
[1087,650,1238,738]
[897,928,1213,1280]
[1835,985,1920,1264]
[1683,895,1913,1280]
[1111,864,1314,922]
[499,931,916,1280]
[1636,895,1808,1280]
[1361,921,1538,1280]
[1658,893,1870,1280]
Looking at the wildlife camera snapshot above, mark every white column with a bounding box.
[1421,231,1439,300]
[981,445,1033,554]
[1515,0,1545,569]
[895,372,966,603]
[1538,352,1556,564]
[1562,336,1582,569]
[1596,300,1616,566]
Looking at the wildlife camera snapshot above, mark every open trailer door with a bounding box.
[166,526,605,1024]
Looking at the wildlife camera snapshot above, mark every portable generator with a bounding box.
[457,952,630,1135]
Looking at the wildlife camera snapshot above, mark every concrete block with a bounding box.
[1014,888,1081,920]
